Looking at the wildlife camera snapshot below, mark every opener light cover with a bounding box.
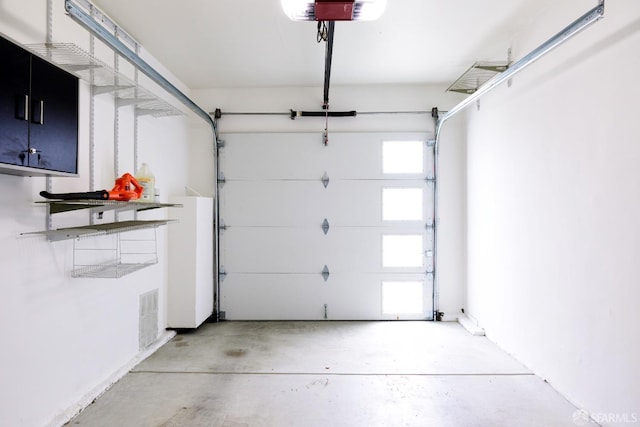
[281,0,387,21]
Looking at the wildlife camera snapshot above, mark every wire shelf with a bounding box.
[24,43,183,117]
[71,260,158,278]
[36,199,182,215]
[23,197,181,278]
[23,219,174,241]
[446,62,510,95]
[71,227,160,278]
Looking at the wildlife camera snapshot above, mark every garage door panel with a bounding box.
[326,133,434,179]
[220,180,433,227]
[221,228,326,273]
[325,273,433,320]
[222,273,433,320]
[220,180,330,227]
[222,228,381,273]
[221,132,432,180]
[221,133,328,180]
[222,227,428,274]
[222,274,327,320]
[329,180,434,226]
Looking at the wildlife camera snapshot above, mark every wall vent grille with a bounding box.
[139,289,158,350]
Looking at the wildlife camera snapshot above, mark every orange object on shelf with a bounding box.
[107,173,144,201]
[39,173,144,201]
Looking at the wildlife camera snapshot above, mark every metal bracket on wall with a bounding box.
[116,97,152,107]
[219,266,227,282]
[437,1,605,130]
[446,61,511,95]
[94,85,134,95]
[217,139,225,149]
[219,219,227,234]
[507,48,513,88]
[217,172,226,188]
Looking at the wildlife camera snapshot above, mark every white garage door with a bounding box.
[219,132,434,320]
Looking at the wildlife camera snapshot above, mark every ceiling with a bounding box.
[91,0,553,90]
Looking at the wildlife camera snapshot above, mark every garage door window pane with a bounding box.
[383,188,423,221]
[382,235,423,267]
[382,281,424,314]
[383,141,423,174]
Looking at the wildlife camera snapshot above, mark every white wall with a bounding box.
[464,0,640,424]
[191,85,466,319]
[0,1,193,425]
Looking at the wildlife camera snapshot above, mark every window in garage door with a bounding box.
[218,132,434,320]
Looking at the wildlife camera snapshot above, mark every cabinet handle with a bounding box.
[23,95,29,121]
[38,100,44,125]
[32,99,44,125]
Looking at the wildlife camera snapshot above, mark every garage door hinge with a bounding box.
[426,222,435,230]
[322,265,330,282]
[217,139,225,148]
[321,172,330,188]
[219,219,227,233]
[427,139,436,147]
[219,266,227,282]
[426,176,436,183]
[217,172,226,187]
[322,218,330,235]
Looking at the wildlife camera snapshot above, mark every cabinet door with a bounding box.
[0,37,30,167]
[29,55,79,173]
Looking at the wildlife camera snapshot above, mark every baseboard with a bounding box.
[47,330,176,427]
[458,313,485,336]
[439,313,459,322]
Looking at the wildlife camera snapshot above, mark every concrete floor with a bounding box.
[70,321,580,426]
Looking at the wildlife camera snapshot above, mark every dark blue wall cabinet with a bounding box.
[0,35,79,176]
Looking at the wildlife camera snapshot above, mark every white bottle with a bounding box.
[135,162,155,202]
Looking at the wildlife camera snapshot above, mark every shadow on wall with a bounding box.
[0,1,48,42]
[462,0,555,69]
[524,15,640,91]
[0,175,42,228]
